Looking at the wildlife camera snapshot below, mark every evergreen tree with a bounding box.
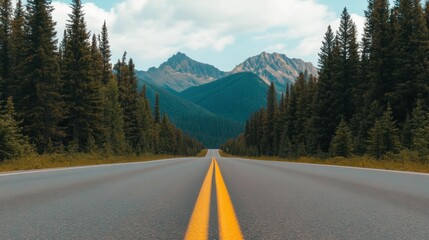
[332,8,360,121]
[0,0,12,97]
[0,97,33,160]
[426,1,429,35]
[367,119,383,159]
[391,0,429,122]
[101,79,127,154]
[8,0,25,100]
[159,114,177,154]
[408,101,429,159]
[314,26,336,152]
[16,0,65,153]
[154,93,161,124]
[99,21,112,85]
[63,0,103,151]
[262,82,277,155]
[330,119,353,157]
[115,54,140,150]
[367,105,401,159]
[135,88,153,153]
[366,0,393,107]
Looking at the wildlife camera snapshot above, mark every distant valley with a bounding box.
[136,52,317,147]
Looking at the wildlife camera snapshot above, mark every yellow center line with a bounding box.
[184,158,214,240]
[214,158,244,240]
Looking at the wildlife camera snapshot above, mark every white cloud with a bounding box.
[50,0,364,69]
[266,44,286,53]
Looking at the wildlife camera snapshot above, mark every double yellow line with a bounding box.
[184,158,243,240]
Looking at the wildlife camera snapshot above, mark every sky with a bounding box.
[48,0,373,71]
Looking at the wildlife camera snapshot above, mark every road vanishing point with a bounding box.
[1,150,428,239]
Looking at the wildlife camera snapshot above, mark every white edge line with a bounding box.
[223,156,429,176]
[0,157,199,177]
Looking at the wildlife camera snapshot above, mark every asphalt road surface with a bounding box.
[1,150,428,239]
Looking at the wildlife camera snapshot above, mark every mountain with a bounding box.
[232,52,318,90]
[136,52,227,92]
[180,72,270,123]
[138,81,243,148]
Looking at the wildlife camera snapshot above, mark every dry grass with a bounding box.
[219,150,429,174]
[195,149,209,157]
[0,153,181,172]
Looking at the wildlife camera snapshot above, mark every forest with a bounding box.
[0,0,203,161]
[222,0,429,162]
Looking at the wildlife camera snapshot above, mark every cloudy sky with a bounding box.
[49,0,372,71]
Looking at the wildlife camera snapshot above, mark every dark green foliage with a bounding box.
[333,8,360,121]
[142,81,242,148]
[8,0,25,100]
[262,82,278,155]
[154,93,160,124]
[158,114,177,154]
[367,105,401,159]
[62,0,103,152]
[101,79,127,154]
[314,26,336,152]
[223,1,429,161]
[407,102,429,160]
[0,97,33,160]
[16,0,65,153]
[390,0,429,122]
[180,72,270,123]
[330,119,353,157]
[116,54,140,150]
[0,0,202,158]
[0,0,12,97]
[99,21,112,85]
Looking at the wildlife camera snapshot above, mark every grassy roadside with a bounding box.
[195,149,209,157]
[219,150,429,174]
[0,149,209,172]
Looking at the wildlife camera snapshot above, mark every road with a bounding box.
[0,149,428,239]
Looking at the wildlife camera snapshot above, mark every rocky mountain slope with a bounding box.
[232,52,318,90]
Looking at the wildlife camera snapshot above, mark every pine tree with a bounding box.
[16,0,65,153]
[116,54,140,150]
[101,78,127,154]
[99,21,112,85]
[154,93,161,124]
[409,101,429,159]
[367,105,401,159]
[8,0,25,100]
[159,114,177,154]
[135,87,153,153]
[330,119,353,157]
[262,82,277,155]
[425,1,429,35]
[63,0,102,151]
[314,26,336,152]
[367,119,383,159]
[0,0,12,97]
[366,0,393,107]
[391,0,429,122]
[0,97,33,160]
[332,8,360,121]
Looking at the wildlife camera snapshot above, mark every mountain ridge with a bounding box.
[180,72,271,123]
[137,52,227,92]
[232,52,318,90]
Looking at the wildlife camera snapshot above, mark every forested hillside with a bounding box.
[139,81,243,148]
[180,72,273,122]
[222,1,429,162]
[0,0,202,161]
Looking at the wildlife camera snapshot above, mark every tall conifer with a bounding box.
[17,0,65,153]
[63,0,102,151]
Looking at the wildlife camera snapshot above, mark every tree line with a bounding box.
[222,0,429,162]
[0,0,203,160]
